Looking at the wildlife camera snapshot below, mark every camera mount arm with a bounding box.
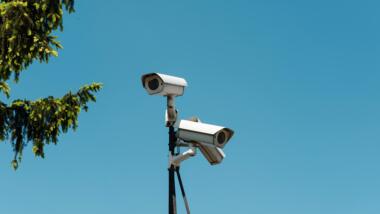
[169,146,196,168]
[166,96,177,127]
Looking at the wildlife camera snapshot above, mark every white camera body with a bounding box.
[141,73,188,96]
[198,144,225,165]
[176,120,234,149]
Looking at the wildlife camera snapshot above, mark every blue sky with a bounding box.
[1,0,379,213]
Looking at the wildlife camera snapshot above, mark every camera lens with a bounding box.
[148,78,159,90]
[217,131,226,145]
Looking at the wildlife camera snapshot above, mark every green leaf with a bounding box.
[0,82,11,98]
[11,160,18,170]
[51,50,58,57]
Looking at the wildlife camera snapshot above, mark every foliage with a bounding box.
[0,0,75,81]
[0,0,102,169]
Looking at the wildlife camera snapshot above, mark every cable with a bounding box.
[175,167,191,214]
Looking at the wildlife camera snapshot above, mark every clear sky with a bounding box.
[1,0,379,213]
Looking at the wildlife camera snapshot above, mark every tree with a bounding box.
[0,0,102,169]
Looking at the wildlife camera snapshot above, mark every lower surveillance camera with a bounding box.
[176,120,234,148]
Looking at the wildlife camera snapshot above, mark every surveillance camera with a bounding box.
[141,73,188,96]
[176,120,234,149]
[197,144,225,165]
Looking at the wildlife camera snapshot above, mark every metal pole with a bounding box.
[169,126,177,214]
[168,95,177,214]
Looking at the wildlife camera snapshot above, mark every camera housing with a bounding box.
[176,120,234,149]
[141,73,188,96]
[197,144,225,165]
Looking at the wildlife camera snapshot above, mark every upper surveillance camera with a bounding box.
[176,120,234,149]
[141,73,188,96]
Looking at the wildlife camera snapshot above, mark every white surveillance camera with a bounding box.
[176,120,234,149]
[198,144,225,165]
[141,73,188,96]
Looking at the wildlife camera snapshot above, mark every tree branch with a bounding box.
[0,0,75,82]
[0,82,102,169]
